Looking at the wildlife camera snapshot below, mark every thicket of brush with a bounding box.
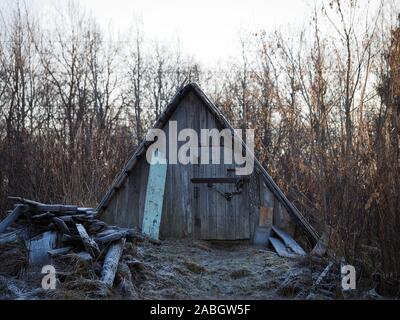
[0,1,399,289]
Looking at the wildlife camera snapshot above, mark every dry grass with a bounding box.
[0,241,28,277]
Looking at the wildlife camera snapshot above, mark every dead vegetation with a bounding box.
[0,241,28,277]
[0,1,399,294]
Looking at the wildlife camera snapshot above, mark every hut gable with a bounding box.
[97,83,319,244]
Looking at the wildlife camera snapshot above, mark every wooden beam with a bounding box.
[269,237,296,258]
[142,149,168,240]
[33,204,78,212]
[272,226,306,256]
[52,217,71,235]
[95,229,138,244]
[8,197,79,213]
[76,224,100,258]
[8,196,45,206]
[0,228,26,244]
[191,177,249,184]
[254,207,273,246]
[0,204,26,235]
[101,238,126,287]
[315,261,334,286]
[47,246,73,257]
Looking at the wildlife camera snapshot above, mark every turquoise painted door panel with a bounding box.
[142,149,168,240]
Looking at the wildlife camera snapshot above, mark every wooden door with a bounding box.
[192,147,250,240]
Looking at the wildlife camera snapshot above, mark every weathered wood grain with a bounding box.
[0,204,26,235]
[76,224,100,257]
[101,238,126,287]
[142,149,168,240]
[272,226,305,256]
[269,237,296,258]
[28,231,57,266]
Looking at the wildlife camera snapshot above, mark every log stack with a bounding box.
[0,197,144,297]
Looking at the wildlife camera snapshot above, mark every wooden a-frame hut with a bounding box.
[97,83,319,249]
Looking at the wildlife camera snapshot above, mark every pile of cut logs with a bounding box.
[0,197,143,290]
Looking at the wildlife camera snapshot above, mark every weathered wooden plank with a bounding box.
[254,179,274,241]
[47,246,73,257]
[76,224,100,257]
[0,204,26,234]
[52,217,71,235]
[247,173,259,239]
[254,207,272,245]
[113,186,122,227]
[101,238,126,287]
[103,190,117,225]
[315,261,334,286]
[9,197,79,213]
[178,103,190,238]
[219,163,229,239]
[138,157,150,231]
[32,212,55,220]
[226,172,236,240]
[142,149,168,240]
[118,177,130,227]
[254,226,270,245]
[272,225,306,256]
[260,180,275,208]
[269,237,296,258]
[28,231,57,266]
[0,228,26,244]
[191,177,248,184]
[259,206,270,227]
[126,170,140,229]
[238,176,250,239]
[209,163,218,239]
[95,228,138,244]
[161,119,172,237]
[8,196,45,206]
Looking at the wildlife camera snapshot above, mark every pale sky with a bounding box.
[2,0,388,64]
[79,0,312,63]
[22,0,314,64]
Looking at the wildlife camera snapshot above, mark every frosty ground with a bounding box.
[1,237,368,300]
[126,239,340,300]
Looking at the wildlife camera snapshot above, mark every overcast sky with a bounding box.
[80,0,313,63]
[2,0,389,64]
[22,0,314,64]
